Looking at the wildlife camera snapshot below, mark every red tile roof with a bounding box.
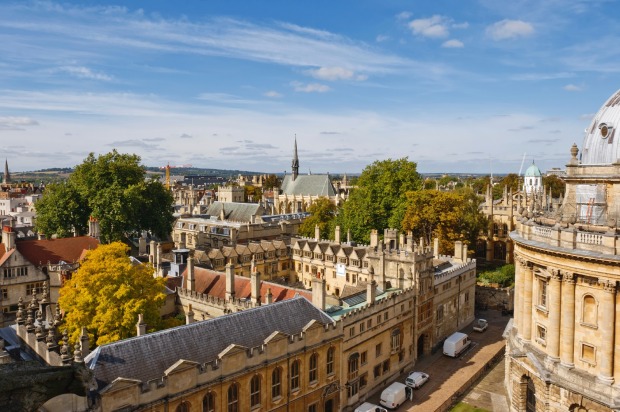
[16,236,100,266]
[179,266,311,303]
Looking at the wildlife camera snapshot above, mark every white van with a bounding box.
[354,402,388,412]
[379,382,410,409]
[443,332,471,357]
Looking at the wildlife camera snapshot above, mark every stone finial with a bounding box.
[16,297,24,325]
[46,327,57,350]
[35,310,45,341]
[40,281,49,305]
[569,143,579,165]
[73,342,83,363]
[54,305,62,328]
[80,327,90,358]
[60,330,71,363]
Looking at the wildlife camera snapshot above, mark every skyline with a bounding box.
[1,0,619,174]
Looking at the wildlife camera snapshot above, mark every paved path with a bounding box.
[361,310,509,412]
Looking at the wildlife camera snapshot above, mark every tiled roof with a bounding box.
[85,296,333,389]
[280,175,336,197]
[15,236,99,265]
[0,247,13,266]
[180,266,312,303]
[205,202,265,222]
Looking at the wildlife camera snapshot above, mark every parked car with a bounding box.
[443,332,471,357]
[405,371,429,388]
[473,319,488,332]
[355,402,388,412]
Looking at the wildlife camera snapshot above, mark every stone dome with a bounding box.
[524,162,542,177]
[581,89,620,165]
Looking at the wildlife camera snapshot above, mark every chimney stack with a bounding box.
[136,314,146,336]
[433,238,439,259]
[315,224,320,241]
[334,226,341,243]
[187,257,195,292]
[149,240,156,264]
[454,241,463,261]
[186,304,194,324]
[2,226,15,250]
[311,276,326,310]
[266,288,273,304]
[370,229,379,248]
[251,261,261,305]
[225,262,235,301]
[367,280,377,305]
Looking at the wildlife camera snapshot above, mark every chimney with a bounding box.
[462,243,468,262]
[136,314,146,336]
[186,304,194,324]
[433,238,439,259]
[251,263,261,305]
[399,233,405,250]
[370,230,379,248]
[187,257,195,292]
[367,280,377,305]
[334,226,341,243]
[2,226,15,250]
[225,262,235,301]
[156,243,163,268]
[149,240,156,264]
[406,232,414,252]
[347,229,351,244]
[80,327,90,359]
[265,288,273,304]
[315,224,320,241]
[454,241,463,261]
[311,276,326,310]
[138,236,146,255]
[419,236,425,251]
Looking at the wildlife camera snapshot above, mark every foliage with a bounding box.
[543,174,566,198]
[299,197,337,239]
[424,179,437,190]
[335,158,423,243]
[492,173,520,199]
[401,188,487,255]
[263,174,281,190]
[59,242,167,347]
[467,176,490,195]
[244,185,262,202]
[35,150,174,243]
[477,264,515,287]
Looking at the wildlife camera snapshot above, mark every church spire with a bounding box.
[292,135,299,181]
[2,159,9,185]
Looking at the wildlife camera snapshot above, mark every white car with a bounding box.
[473,319,488,332]
[405,371,429,389]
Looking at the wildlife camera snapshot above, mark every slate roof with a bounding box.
[280,175,336,197]
[15,236,99,265]
[85,296,333,389]
[205,202,265,222]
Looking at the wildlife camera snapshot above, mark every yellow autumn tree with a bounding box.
[59,241,166,347]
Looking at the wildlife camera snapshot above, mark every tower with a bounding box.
[292,135,299,181]
[2,159,10,185]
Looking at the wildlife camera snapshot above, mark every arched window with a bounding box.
[526,377,536,412]
[176,401,190,412]
[582,294,597,326]
[271,367,281,399]
[250,375,261,408]
[203,392,215,412]
[493,223,499,236]
[502,224,508,236]
[348,353,359,379]
[227,383,239,412]
[326,347,335,375]
[309,353,318,383]
[290,360,300,391]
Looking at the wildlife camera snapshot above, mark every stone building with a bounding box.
[506,89,620,411]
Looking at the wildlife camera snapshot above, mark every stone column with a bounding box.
[521,260,533,342]
[514,257,524,334]
[560,273,576,368]
[598,280,616,385]
[547,269,562,362]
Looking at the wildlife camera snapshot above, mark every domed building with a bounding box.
[523,161,543,194]
[506,89,620,411]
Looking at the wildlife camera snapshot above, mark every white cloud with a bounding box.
[305,66,367,82]
[486,20,534,41]
[396,11,412,20]
[563,84,582,92]
[0,116,39,130]
[409,15,450,38]
[57,66,113,81]
[376,34,389,43]
[291,82,331,93]
[264,90,282,98]
[442,39,464,48]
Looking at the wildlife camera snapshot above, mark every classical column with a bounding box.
[546,269,562,362]
[521,260,533,342]
[560,273,576,368]
[598,280,616,385]
[514,257,524,334]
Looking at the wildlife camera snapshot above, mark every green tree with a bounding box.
[401,188,487,255]
[423,179,437,190]
[299,197,337,239]
[59,242,167,346]
[34,182,89,237]
[263,174,281,190]
[336,158,422,243]
[35,150,174,243]
[543,174,566,198]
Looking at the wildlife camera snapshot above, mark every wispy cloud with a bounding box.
[305,66,367,81]
[486,20,535,40]
[179,133,192,139]
[264,90,282,98]
[409,15,451,38]
[56,66,112,81]
[442,39,464,48]
[376,34,389,43]
[0,116,39,131]
[563,84,582,92]
[291,82,331,93]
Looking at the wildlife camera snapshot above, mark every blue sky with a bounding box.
[1,0,619,174]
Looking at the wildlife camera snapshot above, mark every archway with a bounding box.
[417,334,425,358]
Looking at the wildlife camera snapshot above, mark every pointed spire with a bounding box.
[2,159,9,185]
[292,135,299,181]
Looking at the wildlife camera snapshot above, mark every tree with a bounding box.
[263,174,281,190]
[299,197,337,239]
[401,188,487,255]
[59,242,167,346]
[543,174,566,198]
[336,158,422,243]
[35,150,174,243]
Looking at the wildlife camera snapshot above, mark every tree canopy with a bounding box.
[401,188,487,255]
[335,158,422,243]
[299,197,337,239]
[543,174,566,198]
[59,242,167,346]
[35,150,174,243]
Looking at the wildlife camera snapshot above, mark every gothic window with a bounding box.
[391,328,402,352]
[582,294,597,326]
[271,367,281,399]
[326,347,335,375]
[203,393,215,412]
[309,353,318,383]
[348,353,359,380]
[176,402,190,412]
[290,360,300,391]
[250,375,261,409]
[227,383,239,412]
